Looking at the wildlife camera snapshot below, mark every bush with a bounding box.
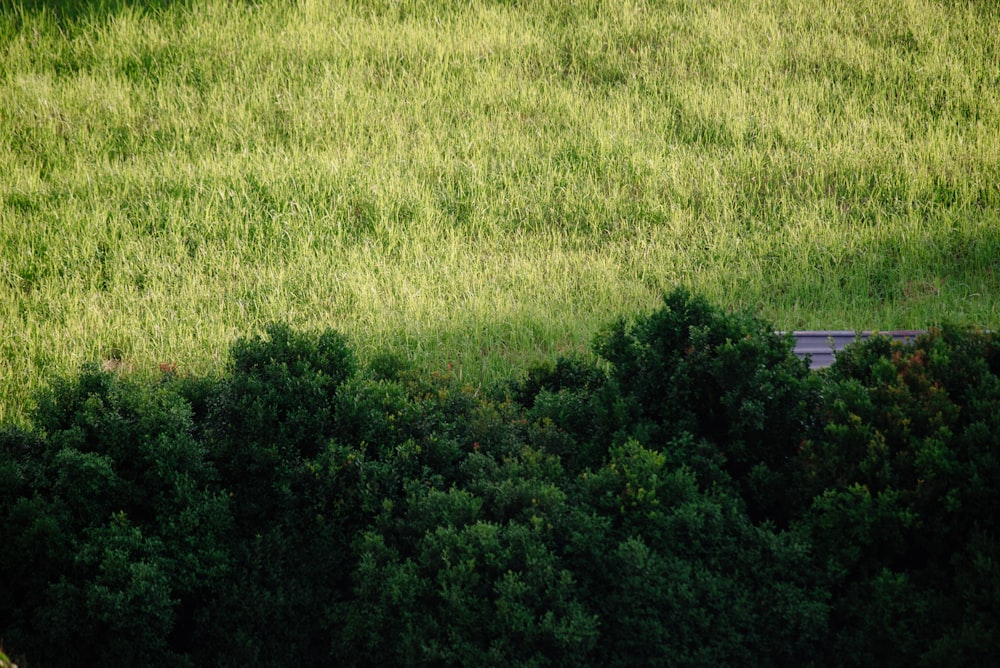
[208,322,356,459]
[797,326,1000,665]
[589,288,821,524]
[1,303,997,667]
[1,369,230,667]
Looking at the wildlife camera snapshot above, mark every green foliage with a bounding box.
[1,300,998,666]
[212,322,356,456]
[350,518,599,666]
[1,369,229,667]
[798,327,1000,665]
[511,353,610,475]
[576,439,827,667]
[589,288,820,524]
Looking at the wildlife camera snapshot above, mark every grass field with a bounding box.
[2,0,999,424]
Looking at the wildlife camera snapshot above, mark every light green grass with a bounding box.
[2,0,999,423]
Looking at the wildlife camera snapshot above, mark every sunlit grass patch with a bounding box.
[1,0,998,423]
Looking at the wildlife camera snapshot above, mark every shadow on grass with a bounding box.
[834,219,999,323]
[2,0,203,28]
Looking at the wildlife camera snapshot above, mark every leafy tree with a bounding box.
[2,304,998,667]
[798,327,1000,665]
[590,288,820,524]
[576,439,828,667]
[1,368,230,667]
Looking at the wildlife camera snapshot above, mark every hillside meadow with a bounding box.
[2,0,999,423]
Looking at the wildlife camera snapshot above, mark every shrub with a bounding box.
[592,288,820,524]
[2,305,998,667]
[1,369,230,667]
[796,326,1000,665]
[209,322,356,459]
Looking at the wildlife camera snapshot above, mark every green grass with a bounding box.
[2,0,999,424]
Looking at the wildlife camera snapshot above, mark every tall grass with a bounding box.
[2,0,998,423]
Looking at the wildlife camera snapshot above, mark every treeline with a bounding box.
[1,289,997,667]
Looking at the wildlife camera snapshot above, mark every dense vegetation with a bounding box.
[2,289,997,666]
[3,0,999,423]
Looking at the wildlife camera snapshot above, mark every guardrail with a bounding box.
[785,331,925,369]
